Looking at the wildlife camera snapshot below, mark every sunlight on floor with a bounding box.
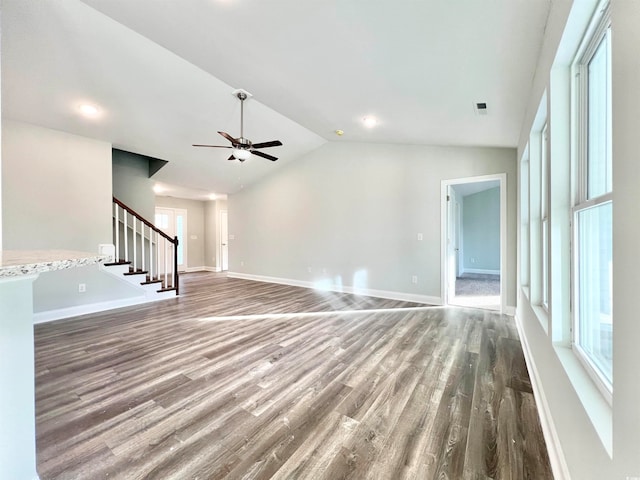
[197,305,444,322]
[450,294,500,311]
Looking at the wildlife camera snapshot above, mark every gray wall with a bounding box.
[1,120,142,312]
[462,187,500,273]
[229,141,516,306]
[112,149,155,220]
[155,196,205,269]
[2,120,112,251]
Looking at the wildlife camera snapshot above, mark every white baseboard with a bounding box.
[33,294,176,324]
[514,315,571,480]
[184,266,219,273]
[461,268,500,275]
[227,272,441,306]
[504,305,516,316]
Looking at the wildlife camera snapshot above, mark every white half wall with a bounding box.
[2,120,143,314]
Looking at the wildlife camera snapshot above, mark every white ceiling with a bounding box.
[2,0,551,199]
[452,180,500,198]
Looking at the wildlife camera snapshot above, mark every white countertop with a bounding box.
[0,250,108,278]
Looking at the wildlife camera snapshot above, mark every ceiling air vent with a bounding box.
[475,102,488,115]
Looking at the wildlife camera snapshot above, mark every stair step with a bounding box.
[124,270,149,276]
[104,260,131,267]
[157,287,177,293]
[140,279,163,285]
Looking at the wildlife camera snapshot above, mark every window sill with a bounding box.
[532,303,550,336]
[554,345,613,458]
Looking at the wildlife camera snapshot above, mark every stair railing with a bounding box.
[112,197,179,294]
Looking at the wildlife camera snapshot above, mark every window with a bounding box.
[520,148,530,287]
[572,5,612,393]
[541,123,550,309]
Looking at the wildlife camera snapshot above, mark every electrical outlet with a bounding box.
[78,283,86,293]
[307,267,312,273]
[240,261,244,267]
[411,275,418,284]
[417,233,423,241]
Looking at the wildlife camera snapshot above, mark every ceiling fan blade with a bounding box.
[251,140,283,149]
[192,144,232,148]
[228,155,236,161]
[218,131,238,144]
[251,150,278,162]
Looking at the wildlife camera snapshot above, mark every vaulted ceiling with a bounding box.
[2,0,551,198]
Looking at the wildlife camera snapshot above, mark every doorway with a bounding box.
[219,210,229,271]
[441,174,506,312]
[155,207,188,272]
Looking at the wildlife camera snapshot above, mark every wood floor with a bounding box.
[35,273,553,480]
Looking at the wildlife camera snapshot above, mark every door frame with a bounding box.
[219,210,229,272]
[440,173,507,312]
[155,207,188,272]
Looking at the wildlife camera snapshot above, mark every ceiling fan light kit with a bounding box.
[232,148,252,161]
[192,89,283,162]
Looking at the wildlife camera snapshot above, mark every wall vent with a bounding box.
[475,102,488,115]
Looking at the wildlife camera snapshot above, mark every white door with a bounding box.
[220,210,229,271]
[155,207,187,272]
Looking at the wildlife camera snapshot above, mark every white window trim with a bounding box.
[570,0,612,401]
[541,122,550,311]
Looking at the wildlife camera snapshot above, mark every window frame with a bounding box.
[540,122,550,311]
[571,1,612,402]
[520,147,530,289]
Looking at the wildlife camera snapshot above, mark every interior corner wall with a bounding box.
[462,187,500,273]
[112,149,156,220]
[2,119,111,251]
[228,141,517,305]
[154,196,205,269]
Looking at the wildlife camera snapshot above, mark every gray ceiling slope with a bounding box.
[2,0,551,198]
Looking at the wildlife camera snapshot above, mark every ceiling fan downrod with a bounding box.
[237,91,247,141]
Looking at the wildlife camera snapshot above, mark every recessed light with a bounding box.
[363,116,378,128]
[78,103,100,118]
[209,194,217,200]
[153,185,165,194]
[335,129,344,136]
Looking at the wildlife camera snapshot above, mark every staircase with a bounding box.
[105,197,179,298]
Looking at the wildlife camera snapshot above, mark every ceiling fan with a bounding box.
[193,90,283,162]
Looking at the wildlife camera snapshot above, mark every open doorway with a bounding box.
[219,210,229,271]
[441,174,506,312]
[155,207,188,272]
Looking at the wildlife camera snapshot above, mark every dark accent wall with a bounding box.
[112,149,166,220]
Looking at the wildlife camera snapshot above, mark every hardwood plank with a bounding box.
[34,272,553,480]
